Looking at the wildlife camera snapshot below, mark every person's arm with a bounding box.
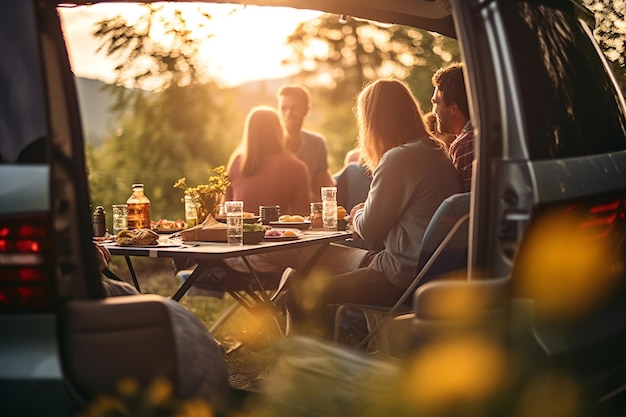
[95,243,111,272]
[352,149,413,242]
[310,169,335,202]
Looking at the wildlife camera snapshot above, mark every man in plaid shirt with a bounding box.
[431,63,474,192]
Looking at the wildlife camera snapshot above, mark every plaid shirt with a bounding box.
[448,120,474,192]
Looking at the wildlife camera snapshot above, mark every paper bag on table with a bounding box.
[180,214,228,242]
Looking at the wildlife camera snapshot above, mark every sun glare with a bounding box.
[58,3,323,88]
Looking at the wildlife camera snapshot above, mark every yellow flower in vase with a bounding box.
[174,166,231,223]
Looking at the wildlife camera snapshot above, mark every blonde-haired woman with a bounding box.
[286,79,462,337]
[225,106,310,215]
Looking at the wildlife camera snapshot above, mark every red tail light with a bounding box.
[579,200,621,239]
[0,214,54,311]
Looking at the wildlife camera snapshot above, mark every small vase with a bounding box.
[197,193,223,223]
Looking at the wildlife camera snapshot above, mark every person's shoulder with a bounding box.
[279,150,308,169]
[227,154,243,172]
[302,130,326,143]
[388,138,432,154]
[382,138,442,165]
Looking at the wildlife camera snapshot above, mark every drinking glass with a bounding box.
[224,201,244,245]
[321,187,337,230]
[112,204,128,234]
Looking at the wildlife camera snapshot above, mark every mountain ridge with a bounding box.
[74,75,294,146]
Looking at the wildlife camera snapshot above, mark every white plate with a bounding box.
[268,221,311,230]
[153,227,185,233]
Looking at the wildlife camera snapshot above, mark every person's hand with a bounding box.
[95,243,111,272]
[349,203,365,224]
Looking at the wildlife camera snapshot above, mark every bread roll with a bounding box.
[116,228,159,246]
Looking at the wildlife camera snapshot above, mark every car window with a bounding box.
[0,0,48,164]
[503,1,626,160]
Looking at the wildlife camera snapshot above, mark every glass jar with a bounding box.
[184,195,198,227]
[126,183,151,229]
[310,202,323,229]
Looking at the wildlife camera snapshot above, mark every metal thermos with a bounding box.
[92,205,106,237]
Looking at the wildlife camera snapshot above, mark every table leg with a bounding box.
[125,256,141,292]
[269,241,331,302]
[171,264,204,301]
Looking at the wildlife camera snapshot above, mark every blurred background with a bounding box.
[58,1,625,227]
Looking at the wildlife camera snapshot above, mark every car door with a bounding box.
[0,0,101,415]
[452,0,626,408]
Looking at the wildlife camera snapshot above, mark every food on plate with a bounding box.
[278,214,306,222]
[337,206,347,220]
[243,224,267,244]
[116,228,159,246]
[180,214,228,242]
[264,229,299,238]
[152,218,187,231]
[243,223,267,232]
[217,211,257,219]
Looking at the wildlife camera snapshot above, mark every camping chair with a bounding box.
[333,192,471,353]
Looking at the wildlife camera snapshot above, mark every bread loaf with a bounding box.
[116,228,159,246]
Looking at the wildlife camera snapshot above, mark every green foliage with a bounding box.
[88,84,239,224]
[93,3,214,91]
[284,14,460,104]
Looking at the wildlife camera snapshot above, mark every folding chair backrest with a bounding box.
[414,192,471,287]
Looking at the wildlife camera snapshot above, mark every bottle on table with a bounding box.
[126,183,151,229]
[92,205,106,237]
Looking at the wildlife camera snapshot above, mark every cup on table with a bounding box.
[224,201,244,245]
[310,202,323,229]
[112,204,128,234]
[321,186,337,230]
[259,205,280,225]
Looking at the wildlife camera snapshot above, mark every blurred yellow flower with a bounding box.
[402,335,507,411]
[117,377,139,396]
[147,377,174,406]
[173,397,214,417]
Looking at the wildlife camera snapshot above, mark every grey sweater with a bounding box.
[352,138,462,287]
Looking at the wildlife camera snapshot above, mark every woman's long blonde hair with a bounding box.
[228,106,284,176]
[356,79,430,171]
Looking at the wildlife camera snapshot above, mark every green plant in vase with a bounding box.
[174,166,230,223]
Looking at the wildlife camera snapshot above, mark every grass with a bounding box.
[107,256,281,389]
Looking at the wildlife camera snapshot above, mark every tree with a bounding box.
[285,14,459,105]
[87,4,240,221]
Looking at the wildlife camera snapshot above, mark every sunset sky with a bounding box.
[58,3,323,88]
